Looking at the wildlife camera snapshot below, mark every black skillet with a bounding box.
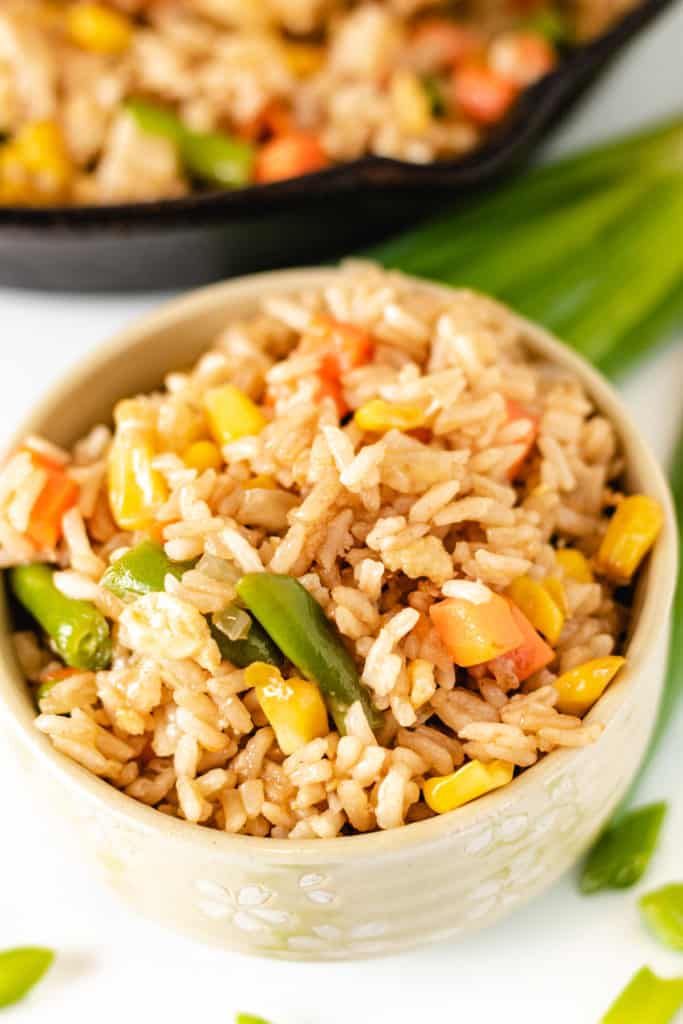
[0,0,674,293]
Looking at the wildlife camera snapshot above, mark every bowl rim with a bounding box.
[0,266,677,865]
[0,0,673,232]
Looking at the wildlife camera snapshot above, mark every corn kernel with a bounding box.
[423,759,514,814]
[354,399,426,433]
[555,548,594,583]
[11,121,73,201]
[507,575,565,646]
[555,656,626,716]
[390,70,432,136]
[246,662,329,755]
[203,385,266,446]
[108,400,168,531]
[183,440,222,473]
[543,576,567,616]
[595,495,664,585]
[67,2,133,53]
[284,42,326,78]
[243,474,277,490]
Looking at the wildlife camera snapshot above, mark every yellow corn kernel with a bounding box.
[390,70,432,136]
[67,2,132,53]
[354,399,425,433]
[423,759,514,814]
[243,474,277,490]
[543,576,567,616]
[108,400,168,531]
[555,548,594,583]
[555,656,626,716]
[595,495,664,584]
[284,42,326,78]
[246,662,329,756]
[203,385,266,446]
[507,575,565,646]
[183,440,222,474]
[13,120,73,198]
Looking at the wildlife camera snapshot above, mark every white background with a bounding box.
[1,6,683,1021]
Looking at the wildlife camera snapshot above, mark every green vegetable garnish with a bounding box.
[9,564,111,671]
[601,967,683,1024]
[237,572,382,734]
[0,947,54,1008]
[580,802,667,894]
[422,75,446,118]
[639,884,683,950]
[520,8,571,44]
[235,1015,273,1024]
[125,99,254,188]
[210,617,282,670]
[101,539,191,600]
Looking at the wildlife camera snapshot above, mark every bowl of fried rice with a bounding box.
[0,264,676,959]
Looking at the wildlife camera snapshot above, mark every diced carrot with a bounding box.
[452,61,519,125]
[412,19,483,71]
[504,398,539,479]
[489,31,557,88]
[505,600,555,680]
[430,592,524,667]
[237,101,293,143]
[314,316,375,376]
[40,666,80,683]
[22,447,79,550]
[255,132,328,184]
[408,427,432,444]
[316,362,349,417]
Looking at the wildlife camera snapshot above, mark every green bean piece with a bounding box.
[125,99,186,146]
[235,1015,273,1024]
[580,802,667,894]
[237,573,382,735]
[181,132,254,189]
[601,967,683,1024]
[210,617,283,670]
[101,540,192,600]
[0,948,54,1009]
[639,884,683,951]
[9,564,112,671]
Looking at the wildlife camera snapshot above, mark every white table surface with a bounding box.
[1,7,683,1021]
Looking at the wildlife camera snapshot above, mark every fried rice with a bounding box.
[0,0,642,205]
[2,264,662,838]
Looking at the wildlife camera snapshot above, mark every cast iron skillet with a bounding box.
[0,0,673,293]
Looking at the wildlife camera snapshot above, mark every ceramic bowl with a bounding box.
[0,269,677,960]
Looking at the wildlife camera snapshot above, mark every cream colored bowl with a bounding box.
[0,269,677,961]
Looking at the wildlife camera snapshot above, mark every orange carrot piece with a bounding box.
[238,101,293,143]
[315,316,375,376]
[452,61,519,125]
[255,132,328,183]
[430,593,524,667]
[412,19,483,70]
[22,448,79,550]
[504,398,539,479]
[505,601,555,680]
[40,666,81,683]
[316,362,349,417]
[489,31,557,88]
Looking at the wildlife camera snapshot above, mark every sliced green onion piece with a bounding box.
[0,947,54,1008]
[580,802,667,894]
[639,884,683,951]
[601,967,683,1024]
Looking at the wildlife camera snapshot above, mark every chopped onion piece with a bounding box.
[213,604,252,641]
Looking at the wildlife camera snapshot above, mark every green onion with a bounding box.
[0,947,54,1008]
[580,802,667,894]
[640,884,683,950]
[601,967,683,1024]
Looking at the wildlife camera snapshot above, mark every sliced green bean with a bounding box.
[9,564,111,671]
[237,572,382,734]
[101,539,191,600]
